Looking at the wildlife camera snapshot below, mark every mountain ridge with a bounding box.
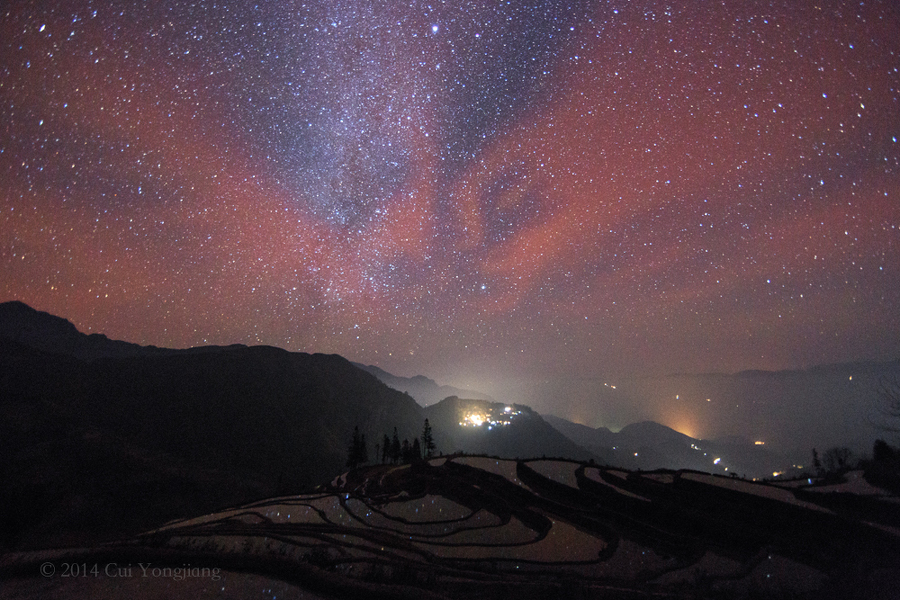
[353,362,494,406]
[542,413,790,478]
[0,300,248,360]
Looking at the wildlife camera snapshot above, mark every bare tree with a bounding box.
[822,447,853,475]
[877,376,900,435]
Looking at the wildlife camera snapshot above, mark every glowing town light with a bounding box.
[505,406,512,413]
[713,458,721,465]
[467,414,484,426]
[755,441,765,445]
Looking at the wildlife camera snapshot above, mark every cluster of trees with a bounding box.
[810,439,899,490]
[811,446,855,479]
[867,439,900,493]
[863,377,900,491]
[879,376,900,435]
[808,377,900,483]
[346,419,437,469]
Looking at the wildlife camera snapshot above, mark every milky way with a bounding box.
[2,1,899,388]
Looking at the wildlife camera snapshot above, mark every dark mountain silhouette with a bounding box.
[0,301,425,548]
[0,300,251,360]
[354,362,493,406]
[541,414,616,447]
[4,301,898,599]
[618,420,698,445]
[0,300,171,360]
[542,414,790,478]
[0,301,603,549]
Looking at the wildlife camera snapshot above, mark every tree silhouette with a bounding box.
[822,447,853,477]
[401,439,411,462]
[346,426,368,469]
[873,439,895,462]
[867,439,900,493]
[390,428,401,464]
[422,418,436,458]
[381,433,391,464]
[412,438,422,461]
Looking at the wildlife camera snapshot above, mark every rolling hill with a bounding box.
[543,415,793,479]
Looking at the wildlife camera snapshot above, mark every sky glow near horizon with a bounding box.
[2,1,899,388]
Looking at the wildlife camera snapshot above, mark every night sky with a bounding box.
[2,1,899,395]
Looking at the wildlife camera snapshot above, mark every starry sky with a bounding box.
[2,1,899,394]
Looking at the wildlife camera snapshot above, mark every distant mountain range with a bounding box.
[467,361,900,462]
[353,362,493,405]
[3,300,893,550]
[542,415,792,479]
[354,357,786,475]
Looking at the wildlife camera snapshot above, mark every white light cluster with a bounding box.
[458,406,523,428]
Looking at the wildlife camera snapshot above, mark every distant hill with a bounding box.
[542,414,616,448]
[490,360,900,464]
[351,365,599,460]
[542,414,791,478]
[424,397,594,461]
[354,362,493,405]
[624,363,900,458]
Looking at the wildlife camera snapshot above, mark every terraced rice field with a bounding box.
[3,458,899,599]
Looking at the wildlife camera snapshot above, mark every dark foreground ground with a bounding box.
[2,457,900,600]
